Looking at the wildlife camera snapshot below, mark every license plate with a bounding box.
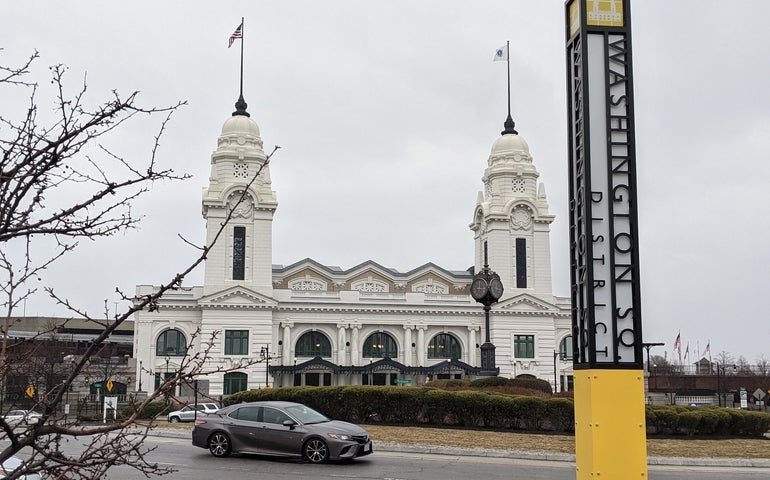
[364,442,371,452]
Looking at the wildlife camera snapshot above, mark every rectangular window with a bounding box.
[233,226,246,280]
[515,238,527,288]
[514,334,535,358]
[225,330,249,355]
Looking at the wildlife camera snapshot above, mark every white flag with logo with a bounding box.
[493,44,508,62]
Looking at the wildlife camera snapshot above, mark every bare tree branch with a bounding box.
[0,52,279,478]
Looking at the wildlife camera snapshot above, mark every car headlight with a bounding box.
[327,433,352,440]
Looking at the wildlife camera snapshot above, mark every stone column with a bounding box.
[337,324,347,365]
[468,326,478,367]
[282,323,293,366]
[350,324,360,366]
[403,325,413,365]
[417,327,426,367]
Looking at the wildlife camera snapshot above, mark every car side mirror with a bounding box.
[282,419,296,429]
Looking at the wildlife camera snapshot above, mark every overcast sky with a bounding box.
[3,1,769,363]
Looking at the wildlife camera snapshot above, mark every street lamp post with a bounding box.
[138,360,143,392]
[470,242,503,376]
[642,342,665,375]
[553,351,558,393]
[260,345,270,387]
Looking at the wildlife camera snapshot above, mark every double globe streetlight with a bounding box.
[470,244,503,376]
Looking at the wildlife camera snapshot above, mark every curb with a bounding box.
[143,427,770,469]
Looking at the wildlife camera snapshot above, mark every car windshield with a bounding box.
[284,405,330,425]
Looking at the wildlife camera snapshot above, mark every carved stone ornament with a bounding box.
[229,193,254,218]
[510,206,532,230]
[233,162,249,179]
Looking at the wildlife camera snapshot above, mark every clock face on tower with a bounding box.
[489,277,504,300]
[470,278,488,301]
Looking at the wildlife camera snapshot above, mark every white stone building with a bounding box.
[133,101,574,397]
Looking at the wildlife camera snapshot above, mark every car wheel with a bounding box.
[169,416,180,424]
[208,432,232,457]
[303,438,329,464]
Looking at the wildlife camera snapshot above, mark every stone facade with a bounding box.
[133,107,574,397]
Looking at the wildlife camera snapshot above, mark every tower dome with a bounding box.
[490,133,530,156]
[220,114,261,139]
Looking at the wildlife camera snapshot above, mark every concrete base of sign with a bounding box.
[574,369,648,479]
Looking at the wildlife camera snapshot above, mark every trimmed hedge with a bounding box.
[646,405,770,437]
[118,400,174,420]
[432,376,554,394]
[226,386,770,437]
[226,386,573,432]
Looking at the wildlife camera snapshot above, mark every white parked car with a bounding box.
[167,403,220,423]
[2,410,41,426]
[0,456,41,479]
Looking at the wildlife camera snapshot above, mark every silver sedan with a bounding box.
[191,401,373,463]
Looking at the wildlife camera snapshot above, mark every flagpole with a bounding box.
[240,16,244,99]
[506,39,511,120]
[501,40,517,135]
[233,17,249,117]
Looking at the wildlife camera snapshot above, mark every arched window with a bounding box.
[362,332,398,358]
[156,329,187,356]
[559,336,573,361]
[295,331,332,357]
[427,333,461,359]
[223,372,248,395]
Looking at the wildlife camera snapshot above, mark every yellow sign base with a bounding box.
[574,369,648,479]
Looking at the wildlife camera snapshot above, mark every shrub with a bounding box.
[469,376,509,388]
[118,400,173,420]
[512,396,547,430]
[224,386,770,438]
[544,397,574,432]
[677,410,701,435]
[509,377,553,395]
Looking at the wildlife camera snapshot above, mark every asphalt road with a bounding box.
[94,435,770,480]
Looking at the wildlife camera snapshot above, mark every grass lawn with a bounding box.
[364,425,770,459]
[156,421,770,458]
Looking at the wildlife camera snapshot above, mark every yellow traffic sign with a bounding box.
[106,379,114,392]
[25,385,35,398]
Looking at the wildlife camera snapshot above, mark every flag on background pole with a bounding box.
[673,331,681,362]
[704,340,711,357]
[228,23,243,48]
[493,44,508,61]
[684,343,689,361]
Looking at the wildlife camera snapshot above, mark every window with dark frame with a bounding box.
[515,237,527,288]
[155,329,187,356]
[225,330,249,355]
[362,332,398,358]
[223,372,248,395]
[514,334,535,358]
[233,226,246,280]
[427,333,461,359]
[295,331,332,357]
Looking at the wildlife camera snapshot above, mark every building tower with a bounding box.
[470,119,555,302]
[202,101,278,297]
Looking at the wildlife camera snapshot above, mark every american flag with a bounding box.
[673,331,681,362]
[228,23,243,48]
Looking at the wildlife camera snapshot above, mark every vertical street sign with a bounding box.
[565,1,647,478]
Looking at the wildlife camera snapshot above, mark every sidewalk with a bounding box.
[143,426,770,469]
